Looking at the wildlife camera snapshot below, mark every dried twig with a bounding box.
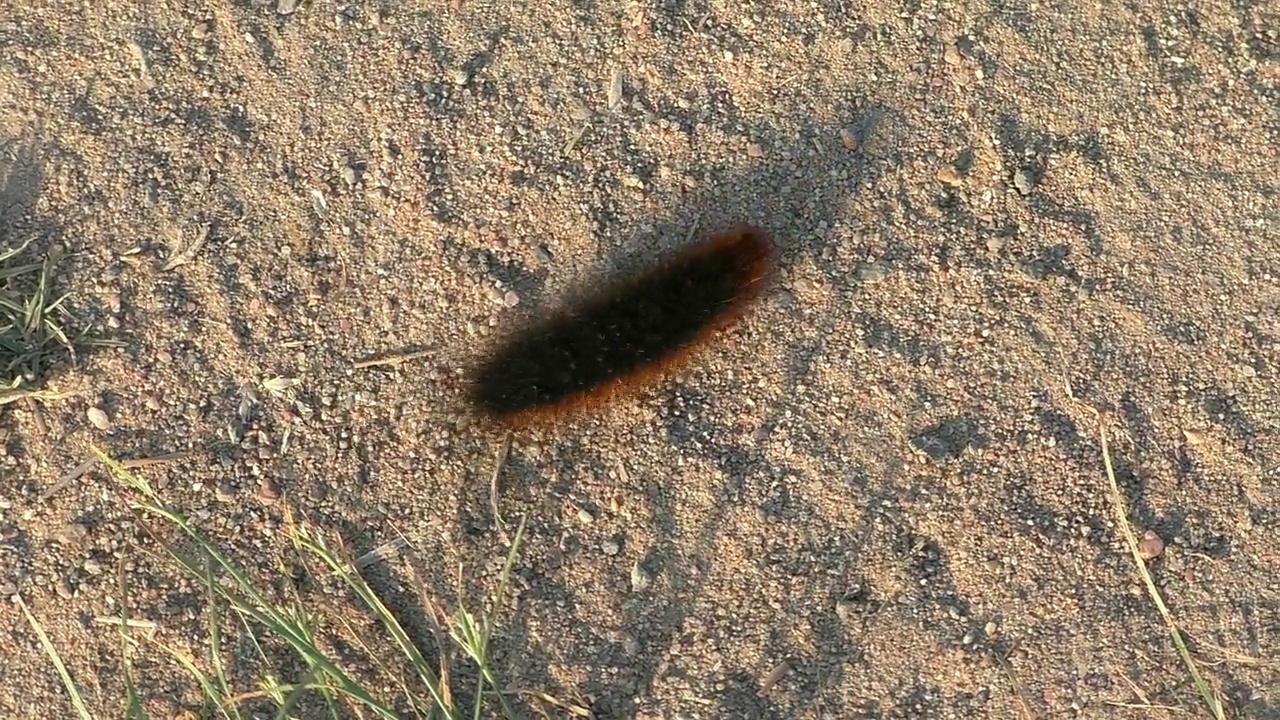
[40,458,97,502]
[352,350,431,370]
[44,449,197,502]
[121,451,194,469]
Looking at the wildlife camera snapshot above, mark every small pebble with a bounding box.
[258,478,281,504]
[936,167,964,186]
[215,482,236,502]
[277,0,298,14]
[793,276,819,294]
[191,20,212,39]
[502,290,520,308]
[83,558,104,575]
[1013,169,1034,195]
[56,523,90,544]
[87,406,111,430]
[577,508,595,524]
[855,261,890,283]
[839,127,858,150]
[56,577,75,599]
[601,538,621,556]
[630,560,652,591]
[1138,529,1165,560]
[1182,428,1206,446]
[448,68,470,86]
[984,620,998,638]
[622,634,640,654]
[834,598,858,621]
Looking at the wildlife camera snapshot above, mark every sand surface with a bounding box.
[1,1,1277,718]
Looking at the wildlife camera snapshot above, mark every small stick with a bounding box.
[993,645,1035,719]
[352,350,431,369]
[43,450,197,502]
[41,458,97,502]
[759,660,791,692]
[24,397,47,436]
[121,451,194,469]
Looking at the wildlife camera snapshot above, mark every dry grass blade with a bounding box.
[41,451,193,503]
[1097,419,1226,720]
[116,555,150,720]
[520,691,594,717]
[92,616,158,633]
[260,375,302,400]
[1197,640,1279,669]
[0,377,74,406]
[17,593,94,720]
[489,432,512,545]
[121,450,197,469]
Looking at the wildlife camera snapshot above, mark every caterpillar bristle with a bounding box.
[466,225,778,428]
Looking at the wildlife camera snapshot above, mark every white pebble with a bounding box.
[87,406,111,430]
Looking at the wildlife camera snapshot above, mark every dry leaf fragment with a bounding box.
[261,376,302,399]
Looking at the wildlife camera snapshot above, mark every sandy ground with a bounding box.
[1,1,1277,718]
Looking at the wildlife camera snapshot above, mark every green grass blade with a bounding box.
[98,448,405,719]
[286,525,456,717]
[117,557,149,720]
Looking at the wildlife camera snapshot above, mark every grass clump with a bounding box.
[0,235,113,406]
[24,448,538,719]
